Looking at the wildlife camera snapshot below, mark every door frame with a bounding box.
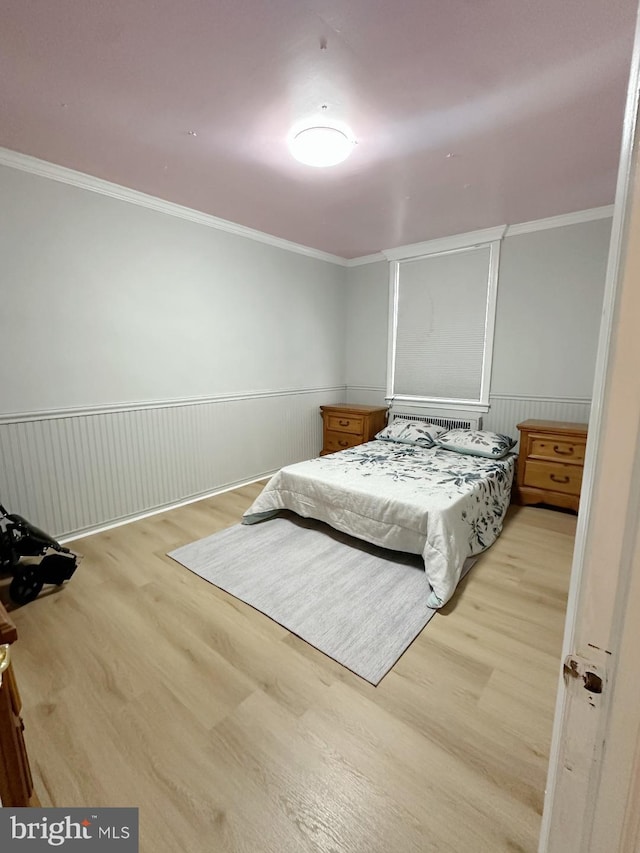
[539,4,640,850]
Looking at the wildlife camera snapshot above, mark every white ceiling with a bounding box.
[0,0,637,258]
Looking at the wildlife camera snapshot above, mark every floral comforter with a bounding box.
[242,440,515,607]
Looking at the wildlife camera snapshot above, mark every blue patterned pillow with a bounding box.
[375,419,446,448]
[435,429,516,459]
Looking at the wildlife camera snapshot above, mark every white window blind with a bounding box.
[389,242,499,408]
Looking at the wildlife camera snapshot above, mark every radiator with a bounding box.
[389,410,483,431]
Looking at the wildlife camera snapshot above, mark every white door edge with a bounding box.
[539,4,640,850]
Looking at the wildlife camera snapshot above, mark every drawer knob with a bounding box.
[553,445,574,456]
[550,474,570,484]
[339,440,349,447]
[338,419,350,426]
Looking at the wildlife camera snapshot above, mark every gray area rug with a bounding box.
[168,512,471,685]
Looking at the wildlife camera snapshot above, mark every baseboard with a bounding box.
[59,471,276,544]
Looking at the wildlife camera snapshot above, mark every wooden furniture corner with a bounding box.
[515,419,588,512]
[0,599,36,807]
[320,404,388,456]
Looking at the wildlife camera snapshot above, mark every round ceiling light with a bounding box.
[289,125,355,167]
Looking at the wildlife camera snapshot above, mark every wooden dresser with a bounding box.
[0,600,36,807]
[320,404,388,456]
[515,419,588,512]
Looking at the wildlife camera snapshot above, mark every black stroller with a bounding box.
[0,504,80,605]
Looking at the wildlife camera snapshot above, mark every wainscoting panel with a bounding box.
[483,395,591,442]
[0,388,588,540]
[0,388,344,539]
[346,386,591,444]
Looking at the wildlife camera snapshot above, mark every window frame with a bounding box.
[385,229,504,413]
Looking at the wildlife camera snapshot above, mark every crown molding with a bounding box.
[0,146,614,267]
[348,205,615,266]
[381,225,508,261]
[345,252,386,267]
[504,205,614,237]
[0,147,348,267]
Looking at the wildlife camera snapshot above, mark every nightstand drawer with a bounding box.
[516,419,588,512]
[529,436,586,463]
[325,414,364,435]
[324,431,363,453]
[523,460,583,496]
[320,405,388,456]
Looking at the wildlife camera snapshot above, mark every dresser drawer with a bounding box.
[529,436,586,463]
[516,419,588,512]
[523,460,583,496]
[325,414,364,435]
[320,405,388,456]
[323,431,363,453]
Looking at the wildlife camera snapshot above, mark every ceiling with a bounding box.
[1,0,637,259]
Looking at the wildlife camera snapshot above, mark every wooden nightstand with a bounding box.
[515,419,588,512]
[320,404,388,456]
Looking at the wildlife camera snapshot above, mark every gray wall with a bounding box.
[344,261,389,393]
[0,159,612,536]
[0,165,346,536]
[491,220,611,398]
[344,219,611,435]
[0,166,346,413]
[345,219,611,399]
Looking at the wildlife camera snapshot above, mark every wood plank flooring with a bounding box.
[2,484,576,853]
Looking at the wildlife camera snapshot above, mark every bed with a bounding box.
[242,420,516,608]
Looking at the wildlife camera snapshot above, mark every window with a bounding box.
[385,228,504,412]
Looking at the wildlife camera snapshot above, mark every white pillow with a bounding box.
[435,429,516,459]
[375,419,446,448]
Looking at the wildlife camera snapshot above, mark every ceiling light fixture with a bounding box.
[289,125,355,167]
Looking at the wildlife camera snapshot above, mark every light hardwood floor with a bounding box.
[3,484,576,853]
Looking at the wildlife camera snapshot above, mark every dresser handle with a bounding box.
[550,474,570,484]
[339,440,349,447]
[338,419,350,426]
[554,445,574,456]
